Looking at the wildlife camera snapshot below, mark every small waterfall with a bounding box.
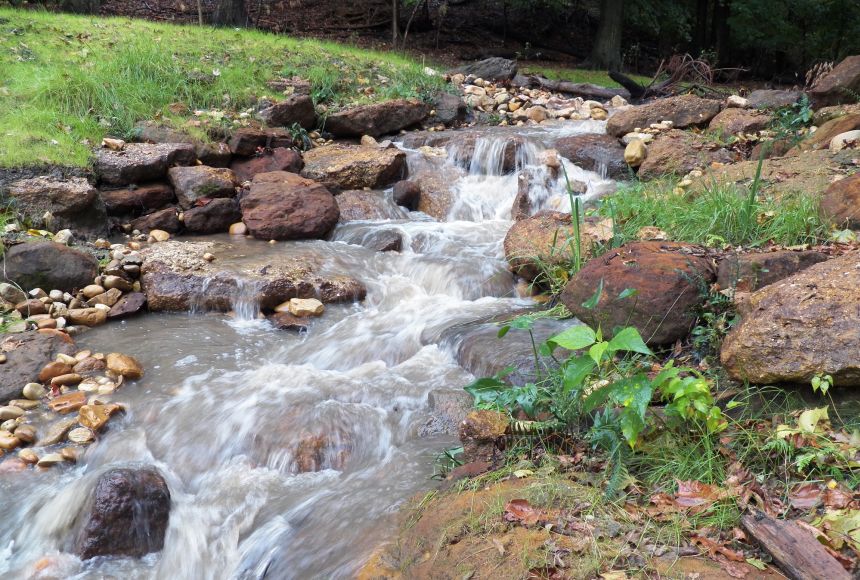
[188,276,262,321]
[230,279,262,322]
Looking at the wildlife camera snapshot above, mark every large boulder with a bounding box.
[793,113,860,153]
[721,250,860,385]
[503,211,613,282]
[450,57,518,82]
[708,108,772,137]
[336,190,405,222]
[0,331,75,403]
[74,468,171,560]
[638,130,735,179]
[560,242,715,345]
[717,250,829,292]
[182,198,242,234]
[7,176,107,236]
[2,241,98,293]
[553,133,627,180]
[820,174,860,228]
[606,94,721,137]
[808,55,860,108]
[746,89,803,110]
[101,183,175,217]
[95,143,197,186]
[228,127,295,156]
[140,240,365,311]
[167,166,237,209]
[428,93,468,126]
[239,171,339,240]
[130,207,181,234]
[301,144,406,190]
[256,94,316,129]
[229,148,303,183]
[133,121,231,167]
[324,99,429,138]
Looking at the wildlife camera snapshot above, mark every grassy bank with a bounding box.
[0,8,445,168]
[520,64,651,88]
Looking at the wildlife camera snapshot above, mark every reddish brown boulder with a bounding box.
[809,55,860,108]
[130,207,181,234]
[101,183,175,216]
[227,127,295,156]
[182,198,242,234]
[95,143,196,186]
[821,174,860,228]
[392,180,420,210]
[256,94,316,129]
[553,133,627,179]
[167,166,237,209]
[2,241,99,293]
[229,148,303,183]
[133,121,231,167]
[292,432,351,473]
[8,176,107,236]
[638,130,734,179]
[793,113,860,153]
[240,171,338,240]
[324,99,429,138]
[301,144,406,190]
[606,94,722,137]
[0,331,75,403]
[717,250,829,292]
[459,410,509,463]
[708,108,772,137]
[560,242,715,345]
[336,190,401,222]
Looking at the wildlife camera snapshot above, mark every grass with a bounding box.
[0,7,446,168]
[519,64,652,89]
[601,178,829,248]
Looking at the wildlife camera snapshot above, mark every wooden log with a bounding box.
[514,74,630,101]
[741,511,851,580]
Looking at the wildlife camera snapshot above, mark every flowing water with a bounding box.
[0,120,613,579]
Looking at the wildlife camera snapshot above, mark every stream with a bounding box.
[0,120,613,579]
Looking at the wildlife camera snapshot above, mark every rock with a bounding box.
[38,361,73,383]
[624,139,647,167]
[22,382,46,400]
[392,180,421,210]
[87,288,122,308]
[402,128,525,175]
[256,94,316,129]
[421,389,474,436]
[18,448,38,464]
[0,406,23,420]
[149,230,170,243]
[358,230,403,252]
[525,105,548,123]
[831,130,860,151]
[428,93,468,126]
[74,467,171,559]
[503,211,614,282]
[48,391,87,414]
[14,423,35,443]
[36,453,66,467]
[52,229,74,245]
[95,143,197,186]
[808,55,860,108]
[79,403,122,431]
[324,99,429,138]
[301,144,406,190]
[100,183,175,217]
[227,127,294,156]
[67,308,107,327]
[708,108,772,137]
[229,148,303,183]
[182,198,242,234]
[451,58,517,82]
[0,331,75,403]
[638,130,734,180]
[102,137,125,151]
[107,292,147,320]
[74,357,107,373]
[287,298,324,317]
[553,134,627,180]
[717,251,830,293]
[68,427,94,444]
[268,312,310,331]
[746,89,803,109]
[106,353,143,379]
[0,283,26,304]
[336,190,403,222]
[2,241,98,294]
[794,114,860,153]
[82,285,105,299]
[561,241,716,345]
[721,251,860,385]
[103,276,133,292]
[240,171,339,240]
[727,95,749,108]
[459,410,509,463]
[36,417,77,446]
[130,208,181,234]
[140,240,366,311]
[292,432,351,473]
[132,121,232,167]
[167,166,237,209]
[16,299,47,316]
[606,94,721,137]
[821,174,860,228]
[0,431,20,450]
[229,222,248,236]
[7,176,108,236]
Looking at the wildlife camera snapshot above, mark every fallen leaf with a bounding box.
[798,407,829,434]
[745,557,767,570]
[504,499,542,526]
[823,487,855,509]
[675,480,730,508]
[789,483,822,509]
[691,535,745,562]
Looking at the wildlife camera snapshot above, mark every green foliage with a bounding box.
[602,178,828,248]
[771,95,814,143]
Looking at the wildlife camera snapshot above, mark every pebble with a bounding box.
[48,289,65,302]
[36,453,65,467]
[37,418,77,446]
[0,432,20,450]
[103,275,133,292]
[9,399,38,410]
[22,382,46,400]
[0,283,26,303]
[68,427,94,444]
[0,406,24,420]
[1,419,17,432]
[14,424,36,443]
[52,229,73,245]
[106,353,144,379]
[39,362,73,382]
[93,238,111,249]
[79,404,121,431]
[18,449,38,464]
[82,285,105,299]
[29,288,47,299]
[50,373,83,387]
[60,447,79,462]
[149,229,171,242]
[624,139,648,167]
[48,392,86,415]
[229,222,248,236]
[56,353,77,365]
[0,354,6,363]
[203,252,215,262]
[287,298,325,317]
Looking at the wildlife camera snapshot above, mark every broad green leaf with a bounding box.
[583,383,613,413]
[562,356,596,394]
[581,279,604,310]
[497,325,511,338]
[607,327,652,355]
[548,325,596,351]
[616,288,638,301]
[589,341,609,365]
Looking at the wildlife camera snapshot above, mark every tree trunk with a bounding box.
[213,0,247,27]
[392,0,400,45]
[196,0,204,25]
[589,0,624,71]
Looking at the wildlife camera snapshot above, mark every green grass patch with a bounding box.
[601,179,829,248]
[519,65,652,89]
[0,8,445,168]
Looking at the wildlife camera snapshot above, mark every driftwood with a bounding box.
[513,74,630,101]
[741,511,851,580]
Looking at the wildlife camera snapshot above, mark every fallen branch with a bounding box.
[514,74,630,101]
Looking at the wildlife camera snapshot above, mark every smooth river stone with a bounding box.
[36,417,77,446]
[48,392,86,415]
[106,353,144,380]
[68,427,94,444]
[0,406,24,421]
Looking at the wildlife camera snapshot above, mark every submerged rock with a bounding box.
[140,240,366,312]
[553,133,628,180]
[74,467,171,559]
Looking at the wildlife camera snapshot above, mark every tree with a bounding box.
[590,0,625,70]
[213,0,247,27]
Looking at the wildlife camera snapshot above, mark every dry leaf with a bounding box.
[504,499,542,526]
